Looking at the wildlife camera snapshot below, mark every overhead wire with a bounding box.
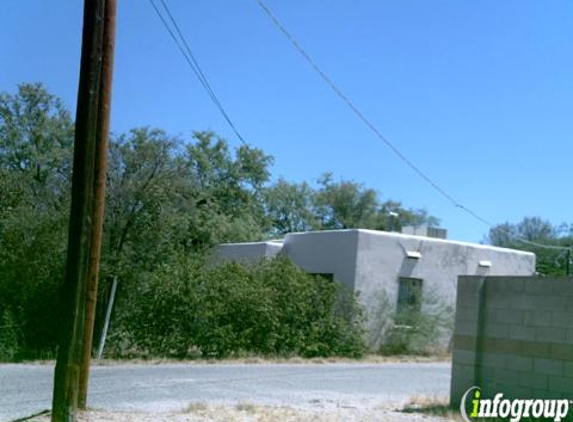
[251,0,569,251]
[147,0,247,145]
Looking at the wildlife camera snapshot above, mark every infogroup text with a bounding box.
[461,387,571,422]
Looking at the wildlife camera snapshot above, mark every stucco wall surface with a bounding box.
[219,241,283,263]
[282,230,360,291]
[352,230,535,347]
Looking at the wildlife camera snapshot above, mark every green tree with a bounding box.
[314,173,381,229]
[0,83,73,357]
[487,217,572,276]
[0,82,443,360]
[264,178,318,235]
[312,173,439,232]
[185,131,273,244]
[103,129,275,270]
[0,83,73,206]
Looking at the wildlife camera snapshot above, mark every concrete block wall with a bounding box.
[451,276,573,405]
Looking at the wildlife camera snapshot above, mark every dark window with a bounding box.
[311,273,334,282]
[396,277,422,323]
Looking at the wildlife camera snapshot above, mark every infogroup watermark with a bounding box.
[461,387,571,422]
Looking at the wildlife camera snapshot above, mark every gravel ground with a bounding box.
[4,361,454,422]
[29,402,459,422]
[2,361,451,421]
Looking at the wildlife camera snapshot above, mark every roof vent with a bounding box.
[406,251,422,259]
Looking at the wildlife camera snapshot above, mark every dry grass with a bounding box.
[13,353,451,367]
[94,353,450,366]
[183,402,208,413]
[27,401,461,422]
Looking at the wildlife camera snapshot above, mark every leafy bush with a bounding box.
[106,255,365,359]
[0,83,439,361]
[378,292,454,356]
[0,310,21,360]
[0,208,67,360]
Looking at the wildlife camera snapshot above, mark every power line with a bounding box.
[147,0,247,145]
[252,0,568,252]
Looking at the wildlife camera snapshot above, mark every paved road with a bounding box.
[0,362,451,421]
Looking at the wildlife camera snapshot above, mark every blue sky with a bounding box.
[1,1,572,243]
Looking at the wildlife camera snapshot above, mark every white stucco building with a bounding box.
[219,229,536,349]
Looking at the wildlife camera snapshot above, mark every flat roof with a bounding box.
[284,229,535,257]
[219,240,284,247]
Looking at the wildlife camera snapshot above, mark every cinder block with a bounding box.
[455,321,480,337]
[525,281,551,295]
[456,306,481,323]
[510,325,536,341]
[480,364,497,379]
[485,307,497,321]
[452,335,477,351]
[512,386,533,398]
[523,310,552,327]
[551,280,573,296]
[480,381,500,397]
[482,337,520,354]
[452,349,477,366]
[510,295,539,311]
[496,309,523,324]
[565,328,573,344]
[567,299,573,311]
[485,308,523,325]
[489,279,524,294]
[568,329,573,345]
[521,341,550,358]
[536,295,568,311]
[484,322,510,338]
[531,389,559,399]
[534,358,564,376]
[452,363,477,380]
[494,368,520,386]
[519,372,548,389]
[551,311,573,328]
[507,356,533,372]
[488,294,512,309]
[457,277,484,301]
[482,352,508,369]
[550,344,573,361]
[536,327,567,343]
[564,362,573,375]
[549,376,573,394]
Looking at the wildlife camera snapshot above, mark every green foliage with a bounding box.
[264,174,440,235]
[264,178,318,235]
[0,310,21,360]
[314,173,381,230]
[0,83,440,361]
[104,128,274,268]
[0,84,71,359]
[488,216,573,276]
[107,256,365,359]
[0,82,73,208]
[377,293,454,356]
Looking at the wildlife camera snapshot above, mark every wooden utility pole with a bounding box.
[52,0,115,420]
[78,0,117,409]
